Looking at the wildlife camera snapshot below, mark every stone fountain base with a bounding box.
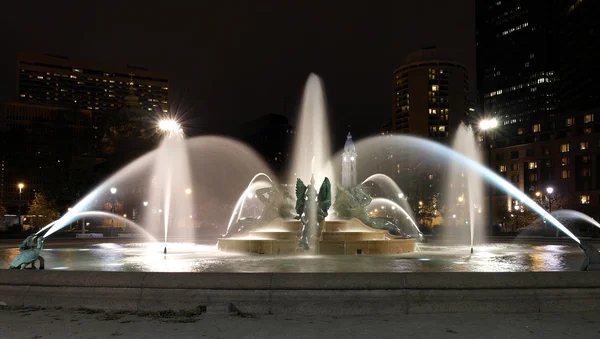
[217,218,416,255]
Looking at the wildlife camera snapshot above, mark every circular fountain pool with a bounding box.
[0,238,588,272]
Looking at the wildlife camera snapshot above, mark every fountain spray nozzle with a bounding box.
[470,247,474,254]
[164,247,167,254]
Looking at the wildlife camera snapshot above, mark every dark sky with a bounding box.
[0,0,475,147]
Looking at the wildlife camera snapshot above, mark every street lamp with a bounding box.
[545,187,558,237]
[143,201,149,207]
[479,118,499,229]
[158,119,182,134]
[110,187,117,237]
[17,183,24,227]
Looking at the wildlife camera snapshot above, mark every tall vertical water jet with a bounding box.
[289,73,335,187]
[289,74,334,248]
[447,123,484,252]
[143,124,195,247]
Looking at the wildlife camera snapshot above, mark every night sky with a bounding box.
[0,0,475,148]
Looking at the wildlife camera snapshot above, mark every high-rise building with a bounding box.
[0,102,95,213]
[17,52,169,115]
[1,53,170,217]
[392,47,469,140]
[476,0,559,125]
[390,48,469,220]
[557,0,600,112]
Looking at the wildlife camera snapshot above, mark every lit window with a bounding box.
[532,124,541,133]
[528,173,538,181]
[566,117,574,126]
[584,127,592,135]
[561,169,571,179]
[431,85,438,91]
[439,126,446,132]
[429,109,437,115]
[580,195,591,204]
[528,161,537,169]
[582,168,591,177]
[580,141,589,150]
[582,155,591,164]
[498,165,507,173]
[560,143,570,153]
[517,128,524,135]
[584,114,594,123]
[561,157,570,166]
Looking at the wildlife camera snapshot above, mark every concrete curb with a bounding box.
[1,271,599,314]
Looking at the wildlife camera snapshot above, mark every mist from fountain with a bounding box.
[367,198,421,235]
[143,131,194,245]
[447,123,485,250]
[361,174,414,223]
[289,73,334,187]
[225,173,274,235]
[342,135,581,244]
[41,136,273,240]
[551,210,600,232]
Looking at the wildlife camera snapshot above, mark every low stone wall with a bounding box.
[1,271,600,315]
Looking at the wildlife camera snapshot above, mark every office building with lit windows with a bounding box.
[557,0,600,113]
[476,0,560,125]
[488,110,600,230]
[392,47,469,140]
[389,48,469,217]
[17,52,169,115]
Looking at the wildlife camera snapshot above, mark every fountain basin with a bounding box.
[218,218,416,255]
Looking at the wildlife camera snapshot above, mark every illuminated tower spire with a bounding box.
[341,132,357,188]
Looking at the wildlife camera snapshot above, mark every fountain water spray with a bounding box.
[362,174,415,224]
[348,135,581,244]
[289,73,335,190]
[144,120,194,253]
[225,173,274,235]
[448,123,484,253]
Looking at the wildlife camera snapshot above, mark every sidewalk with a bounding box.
[1,306,599,339]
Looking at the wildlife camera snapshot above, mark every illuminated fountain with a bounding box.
[145,119,194,254]
[16,72,598,272]
[218,76,419,255]
[446,123,485,253]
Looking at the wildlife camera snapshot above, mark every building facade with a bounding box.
[393,47,469,140]
[488,110,599,223]
[476,0,559,125]
[17,52,169,115]
[0,102,95,212]
[1,53,170,216]
[557,0,600,113]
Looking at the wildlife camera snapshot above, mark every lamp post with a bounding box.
[479,118,499,230]
[17,183,24,228]
[110,187,117,237]
[546,186,557,237]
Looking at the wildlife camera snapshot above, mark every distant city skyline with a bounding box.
[0,1,476,146]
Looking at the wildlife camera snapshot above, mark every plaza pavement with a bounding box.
[1,306,599,339]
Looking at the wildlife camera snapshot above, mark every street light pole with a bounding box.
[546,186,556,237]
[110,187,117,237]
[479,118,498,231]
[17,183,24,228]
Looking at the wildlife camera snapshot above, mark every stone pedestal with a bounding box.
[217,218,416,255]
